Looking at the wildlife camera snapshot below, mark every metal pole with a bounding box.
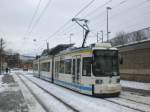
[70,34,71,45]
[106,7,111,42]
[101,30,104,43]
[0,39,1,75]
[37,56,40,78]
[0,38,2,75]
[107,8,108,42]
[83,27,85,42]
[97,32,99,43]
[69,33,73,45]
[46,41,49,55]
[46,42,49,50]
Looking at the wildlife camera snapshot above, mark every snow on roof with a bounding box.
[116,38,150,48]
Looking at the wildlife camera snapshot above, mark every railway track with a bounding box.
[17,73,79,112]
[18,73,150,112]
[122,87,150,96]
[103,98,148,112]
[17,74,49,112]
[119,96,150,106]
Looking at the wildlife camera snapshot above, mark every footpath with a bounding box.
[0,74,28,112]
[0,74,46,112]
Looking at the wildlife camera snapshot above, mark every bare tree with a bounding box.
[132,31,147,42]
[111,32,128,46]
[111,27,149,46]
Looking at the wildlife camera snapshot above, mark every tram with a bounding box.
[33,43,121,97]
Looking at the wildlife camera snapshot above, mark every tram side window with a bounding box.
[55,61,59,74]
[41,62,50,72]
[82,57,91,76]
[64,59,71,74]
[77,59,81,75]
[33,64,38,70]
[72,59,75,75]
[59,60,64,73]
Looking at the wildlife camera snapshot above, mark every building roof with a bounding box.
[20,55,35,61]
[117,39,150,52]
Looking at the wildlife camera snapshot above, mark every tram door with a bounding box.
[72,56,81,84]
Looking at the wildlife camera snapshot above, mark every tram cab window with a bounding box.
[93,50,119,77]
[59,60,65,73]
[64,59,71,74]
[82,57,92,76]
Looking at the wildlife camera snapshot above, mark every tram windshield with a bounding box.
[92,50,119,77]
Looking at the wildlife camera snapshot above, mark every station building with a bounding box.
[117,40,150,83]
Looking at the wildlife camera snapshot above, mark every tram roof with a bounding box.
[34,43,117,61]
[56,43,117,56]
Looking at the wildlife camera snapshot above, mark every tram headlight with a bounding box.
[95,80,103,84]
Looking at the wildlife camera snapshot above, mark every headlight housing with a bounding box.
[117,78,120,83]
[95,80,103,84]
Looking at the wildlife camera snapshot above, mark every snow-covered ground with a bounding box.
[0,74,46,112]
[0,74,28,112]
[0,75,4,92]
[0,74,19,93]
[19,75,118,112]
[14,74,74,112]
[121,80,150,91]
[121,91,150,105]
[15,71,150,112]
[14,75,46,112]
[18,69,150,91]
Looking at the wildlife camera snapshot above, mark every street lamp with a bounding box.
[101,30,104,43]
[106,6,112,42]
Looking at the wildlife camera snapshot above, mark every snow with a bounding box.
[121,91,150,105]
[27,69,34,74]
[20,70,150,91]
[0,75,5,93]
[19,75,113,112]
[11,69,33,74]
[0,74,19,92]
[13,75,46,112]
[21,74,145,112]
[121,80,150,91]
[17,75,76,112]
[107,97,150,112]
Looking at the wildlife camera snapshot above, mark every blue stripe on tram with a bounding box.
[39,75,92,91]
[54,79,92,91]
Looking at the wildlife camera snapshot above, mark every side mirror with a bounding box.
[119,55,123,64]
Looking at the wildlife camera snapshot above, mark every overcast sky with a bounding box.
[0,0,150,56]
